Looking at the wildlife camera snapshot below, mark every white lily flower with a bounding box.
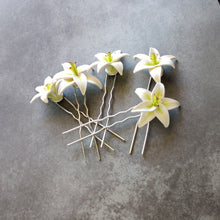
[88,50,129,76]
[53,62,103,95]
[132,83,180,128]
[133,48,176,82]
[30,76,63,104]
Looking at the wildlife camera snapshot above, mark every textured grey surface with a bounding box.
[0,0,220,219]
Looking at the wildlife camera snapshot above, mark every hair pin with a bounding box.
[87,50,129,149]
[31,61,115,162]
[130,47,179,154]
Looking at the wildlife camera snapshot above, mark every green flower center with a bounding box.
[44,83,52,91]
[152,94,161,106]
[104,52,113,62]
[69,61,78,76]
[146,52,160,66]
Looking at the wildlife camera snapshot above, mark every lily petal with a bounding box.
[154,104,170,127]
[105,65,118,75]
[86,74,103,89]
[135,88,151,101]
[112,52,129,62]
[95,53,107,61]
[137,112,155,128]
[44,76,53,85]
[110,61,123,75]
[162,97,180,110]
[62,62,71,70]
[49,92,63,103]
[151,83,165,99]
[35,86,44,93]
[40,92,49,103]
[55,79,62,88]
[133,54,150,61]
[133,61,152,73]
[53,71,73,80]
[77,65,90,73]
[58,80,75,94]
[87,61,100,72]
[149,47,160,60]
[149,67,163,83]
[30,93,41,104]
[73,73,87,95]
[132,101,157,112]
[159,57,175,69]
[161,55,176,60]
[97,62,108,73]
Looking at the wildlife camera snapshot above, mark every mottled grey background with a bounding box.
[0,0,220,219]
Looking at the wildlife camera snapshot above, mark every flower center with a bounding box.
[104,52,113,62]
[44,83,52,91]
[69,61,78,76]
[146,52,160,66]
[152,94,161,106]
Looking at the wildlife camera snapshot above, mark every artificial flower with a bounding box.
[132,83,180,128]
[53,62,103,95]
[88,50,129,75]
[30,76,63,104]
[133,47,176,82]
